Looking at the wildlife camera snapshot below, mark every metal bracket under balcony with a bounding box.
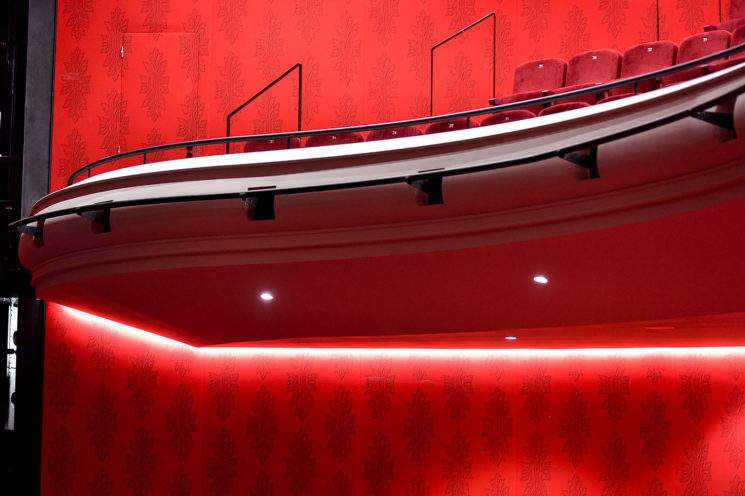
[406,175,444,206]
[242,187,276,221]
[78,207,112,234]
[559,146,600,179]
[691,109,736,140]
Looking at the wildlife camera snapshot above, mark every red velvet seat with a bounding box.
[597,93,631,104]
[305,132,364,147]
[713,17,745,33]
[489,59,566,114]
[366,126,422,141]
[705,0,745,32]
[661,31,731,86]
[551,49,621,105]
[727,17,745,33]
[480,110,536,126]
[605,41,678,102]
[425,118,478,134]
[706,26,745,73]
[243,137,301,152]
[538,102,590,116]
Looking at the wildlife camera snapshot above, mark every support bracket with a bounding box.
[78,207,112,233]
[242,188,276,220]
[559,146,599,179]
[691,110,736,140]
[406,175,444,205]
[17,221,44,246]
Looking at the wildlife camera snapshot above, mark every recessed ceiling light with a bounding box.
[533,275,549,284]
[505,336,518,341]
[259,292,274,302]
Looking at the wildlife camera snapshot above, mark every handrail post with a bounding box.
[656,0,660,41]
[492,13,496,100]
[225,63,303,154]
[430,12,497,116]
[225,121,231,155]
[297,64,303,133]
[430,48,435,116]
[295,64,303,148]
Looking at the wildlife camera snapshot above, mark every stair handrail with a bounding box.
[430,12,496,116]
[225,63,303,154]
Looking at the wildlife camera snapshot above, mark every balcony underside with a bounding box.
[18,64,745,345]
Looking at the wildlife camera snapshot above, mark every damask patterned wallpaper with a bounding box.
[51,0,725,191]
[42,303,745,495]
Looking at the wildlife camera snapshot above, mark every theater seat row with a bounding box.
[485,25,745,123]
[243,121,482,151]
[241,13,745,153]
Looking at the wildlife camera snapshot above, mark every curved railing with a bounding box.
[60,42,745,188]
[10,51,745,237]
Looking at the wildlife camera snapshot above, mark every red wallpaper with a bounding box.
[50,0,724,191]
[42,303,745,495]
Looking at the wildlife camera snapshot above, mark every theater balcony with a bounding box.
[13,57,745,347]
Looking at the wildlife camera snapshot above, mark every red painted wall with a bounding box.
[42,303,745,495]
[50,0,725,191]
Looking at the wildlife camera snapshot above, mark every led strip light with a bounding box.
[62,305,745,359]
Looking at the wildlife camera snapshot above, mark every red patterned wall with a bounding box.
[45,2,737,494]
[50,0,724,191]
[42,303,745,496]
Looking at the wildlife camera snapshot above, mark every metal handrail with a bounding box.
[66,42,745,186]
[225,63,303,154]
[14,77,745,232]
[430,12,496,116]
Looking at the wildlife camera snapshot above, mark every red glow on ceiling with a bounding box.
[61,305,745,358]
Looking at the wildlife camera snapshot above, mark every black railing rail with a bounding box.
[13,63,745,234]
[430,12,496,116]
[225,63,303,154]
[13,70,745,234]
[65,42,745,186]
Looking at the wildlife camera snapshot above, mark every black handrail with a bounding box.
[430,12,496,116]
[66,42,745,186]
[225,63,303,154]
[14,76,745,233]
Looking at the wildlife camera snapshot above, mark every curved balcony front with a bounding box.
[15,63,745,345]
